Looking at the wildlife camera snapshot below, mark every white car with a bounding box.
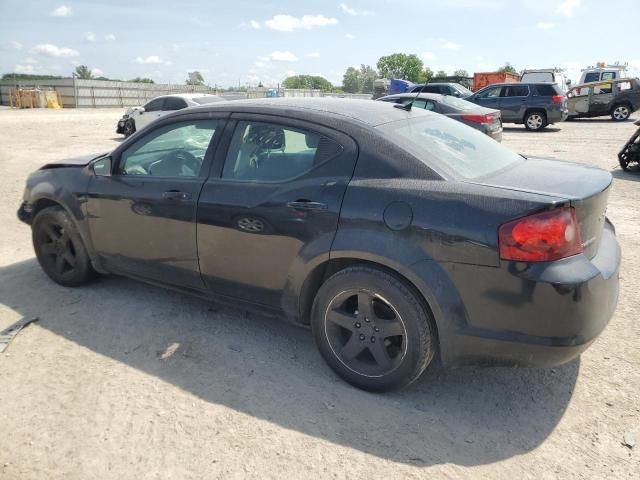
[116,93,225,137]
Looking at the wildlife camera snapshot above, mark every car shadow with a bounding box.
[0,258,578,467]
[109,137,125,142]
[611,166,640,181]
[502,126,562,133]
[566,117,638,124]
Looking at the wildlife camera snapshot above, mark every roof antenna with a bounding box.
[394,80,428,111]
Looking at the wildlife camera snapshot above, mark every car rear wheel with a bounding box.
[611,104,631,121]
[524,111,547,131]
[311,265,435,391]
[32,206,97,287]
[123,118,136,137]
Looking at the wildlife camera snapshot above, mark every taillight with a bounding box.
[551,95,565,104]
[498,207,583,262]
[462,114,494,124]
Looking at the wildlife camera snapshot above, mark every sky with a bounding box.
[1,0,639,87]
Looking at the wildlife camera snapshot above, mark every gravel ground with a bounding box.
[0,107,638,479]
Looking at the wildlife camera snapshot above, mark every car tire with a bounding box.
[524,110,548,131]
[32,206,97,287]
[611,104,631,121]
[311,265,436,392]
[123,118,136,137]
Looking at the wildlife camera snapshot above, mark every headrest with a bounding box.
[246,124,285,150]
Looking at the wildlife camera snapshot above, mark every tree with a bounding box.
[499,62,518,74]
[282,75,333,91]
[453,69,469,77]
[376,53,424,82]
[1,73,65,81]
[186,71,205,86]
[434,70,448,79]
[422,67,434,83]
[75,65,93,79]
[128,77,155,84]
[342,64,378,93]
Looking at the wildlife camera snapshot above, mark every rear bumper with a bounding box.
[436,221,620,367]
[548,107,568,124]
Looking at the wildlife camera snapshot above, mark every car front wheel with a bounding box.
[524,111,548,131]
[32,206,97,287]
[311,265,436,391]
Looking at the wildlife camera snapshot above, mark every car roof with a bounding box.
[151,93,220,101]
[189,97,433,127]
[481,82,556,87]
[378,93,496,113]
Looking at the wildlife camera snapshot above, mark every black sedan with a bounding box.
[18,98,620,391]
[377,93,503,141]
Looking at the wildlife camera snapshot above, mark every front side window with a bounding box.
[163,97,188,111]
[584,72,600,83]
[222,121,342,182]
[119,120,218,177]
[377,116,523,179]
[144,98,164,112]
[475,86,502,99]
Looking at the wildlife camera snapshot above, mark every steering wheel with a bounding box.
[169,149,200,175]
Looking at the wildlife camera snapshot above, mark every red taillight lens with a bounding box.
[498,207,583,262]
[551,95,565,104]
[462,114,494,124]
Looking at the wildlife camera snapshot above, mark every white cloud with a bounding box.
[71,60,81,66]
[557,0,581,17]
[10,40,22,50]
[443,41,461,50]
[249,20,261,29]
[85,32,96,42]
[269,51,298,62]
[15,64,39,74]
[136,55,164,64]
[536,22,556,29]
[23,57,38,64]
[92,68,104,76]
[339,3,375,16]
[31,44,79,58]
[421,51,436,61]
[105,33,116,41]
[345,33,355,39]
[306,52,321,58]
[164,60,172,65]
[265,14,338,32]
[285,70,296,77]
[50,5,73,16]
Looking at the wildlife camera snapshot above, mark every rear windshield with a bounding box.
[440,95,483,111]
[534,84,563,96]
[192,96,222,105]
[522,72,554,83]
[452,84,473,96]
[377,115,523,179]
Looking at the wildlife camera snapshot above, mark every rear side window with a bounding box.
[423,85,442,94]
[163,97,188,111]
[377,116,523,179]
[222,121,342,182]
[503,85,529,97]
[534,84,563,96]
[399,98,436,110]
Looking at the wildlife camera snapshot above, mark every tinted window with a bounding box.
[400,98,436,110]
[475,86,502,99]
[584,72,600,83]
[222,121,342,182]
[503,85,529,97]
[377,116,523,179]
[144,98,164,112]
[120,120,218,177]
[163,97,188,111]
[535,84,563,96]
[423,85,442,94]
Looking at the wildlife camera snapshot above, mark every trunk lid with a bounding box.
[470,157,612,259]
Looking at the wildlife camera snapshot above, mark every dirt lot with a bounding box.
[0,107,638,479]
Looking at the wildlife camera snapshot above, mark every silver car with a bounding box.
[377,93,503,142]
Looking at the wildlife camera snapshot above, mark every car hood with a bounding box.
[40,152,107,170]
[469,157,611,200]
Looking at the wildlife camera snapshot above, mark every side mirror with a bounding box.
[92,156,112,176]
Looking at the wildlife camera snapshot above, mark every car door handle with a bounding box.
[287,200,328,211]
[162,190,192,201]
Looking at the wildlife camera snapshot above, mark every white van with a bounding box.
[521,69,569,92]
[578,65,627,85]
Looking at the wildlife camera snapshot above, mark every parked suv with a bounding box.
[468,83,568,131]
[567,78,640,121]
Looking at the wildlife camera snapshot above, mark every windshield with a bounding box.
[377,115,523,179]
[192,96,223,105]
[453,84,473,96]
